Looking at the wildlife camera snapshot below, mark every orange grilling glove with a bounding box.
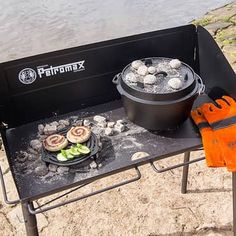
[201,96,236,171]
[191,108,225,167]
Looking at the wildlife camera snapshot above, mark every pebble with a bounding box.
[125,72,138,83]
[114,123,126,133]
[169,59,181,69]
[48,164,58,172]
[44,124,57,135]
[83,119,91,126]
[94,115,106,123]
[35,164,49,176]
[104,127,114,136]
[143,74,157,84]
[107,122,115,128]
[30,139,42,152]
[131,60,143,69]
[38,124,44,134]
[57,166,69,174]
[137,65,148,76]
[148,66,157,74]
[168,78,182,90]
[90,161,98,169]
[58,119,70,126]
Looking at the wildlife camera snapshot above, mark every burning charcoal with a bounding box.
[137,65,148,76]
[28,147,39,155]
[104,127,114,136]
[57,166,69,174]
[30,139,42,152]
[50,121,59,127]
[114,123,126,133]
[38,124,44,134]
[131,60,143,70]
[93,115,106,123]
[90,161,98,169]
[83,119,91,126]
[18,151,28,163]
[35,164,48,176]
[169,59,181,69]
[58,119,70,126]
[44,124,57,135]
[168,78,182,90]
[107,122,115,128]
[74,119,83,126]
[97,121,107,128]
[125,72,138,83]
[148,66,157,74]
[116,119,126,125]
[143,74,157,85]
[57,124,66,131]
[48,164,58,172]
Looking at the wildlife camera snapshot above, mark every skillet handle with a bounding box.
[112,73,122,85]
[0,165,20,204]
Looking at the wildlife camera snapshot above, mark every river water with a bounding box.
[0,0,232,62]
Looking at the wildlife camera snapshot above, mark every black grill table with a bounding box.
[0,24,236,235]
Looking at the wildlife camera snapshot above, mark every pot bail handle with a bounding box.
[195,74,205,95]
[112,73,122,85]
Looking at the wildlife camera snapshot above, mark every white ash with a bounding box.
[58,119,70,126]
[35,163,49,176]
[43,124,57,135]
[143,74,157,85]
[168,78,182,90]
[30,139,42,152]
[83,119,91,126]
[125,72,138,83]
[38,124,44,134]
[148,66,157,74]
[107,122,115,128]
[137,65,148,76]
[57,166,69,174]
[169,59,181,69]
[17,151,29,163]
[98,163,103,168]
[90,161,98,169]
[131,60,143,69]
[94,115,106,123]
[104,127,114,136]
[48,164,58,172]
[27,153,38,161]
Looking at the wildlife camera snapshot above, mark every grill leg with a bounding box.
[22,202,39,236]
[181,151,190,194]
[233,172,236,236]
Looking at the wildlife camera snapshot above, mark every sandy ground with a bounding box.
[0,3,236,236]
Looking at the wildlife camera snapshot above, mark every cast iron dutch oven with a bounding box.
[112,57,204,130]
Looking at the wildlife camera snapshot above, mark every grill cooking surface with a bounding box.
[6,100,201,201]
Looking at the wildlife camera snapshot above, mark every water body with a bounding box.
[0,0,232,62]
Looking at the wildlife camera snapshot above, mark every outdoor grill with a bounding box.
[0,24,236,236]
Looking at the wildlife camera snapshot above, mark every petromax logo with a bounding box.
[18,60,85,84]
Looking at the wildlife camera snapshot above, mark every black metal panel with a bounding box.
[0,24,197,127]
[5,100,202,202]
[197,26,236,100]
